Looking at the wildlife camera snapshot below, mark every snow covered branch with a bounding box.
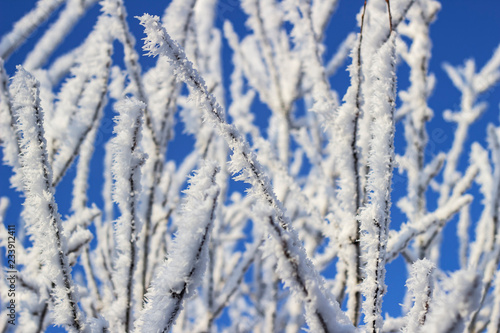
[110,98,146,332]
[134,161,220,333]
[0,0,66,60]
[11,66,85,332]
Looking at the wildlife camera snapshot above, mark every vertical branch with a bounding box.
[457,205,471,269]
[467,143,495,268]
[402,259,434,333]
[291,0,337,119]
[352,4,368,322]
[51,16,113,186]
[11,66,85,332]
[385,0,393,32]
[193,238,262,332]
[102,0,159,303]
[396,0,440,259]
[486,270,500,333]
[468,126,500,332]
[133,162,220,333]
[105,0,200,300]
[359,31,397,332]
[102,141,114,225]
[262,259,278,332]
[69,90,104,317]
[242,0,290,165]
[332,1,367,324]
[0,198,11,329]
[354,0,367,209]
[110,98,146,332]
[0,59,23,190]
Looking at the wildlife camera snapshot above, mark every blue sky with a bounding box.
[1,0,499,330]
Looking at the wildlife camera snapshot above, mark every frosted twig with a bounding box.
[325,33,357,77]
[290,0,336,119]
[70,99,103,312]
[23,0,100,71]
[422,271,481,333]
[457,205,471,269]
[133,162,220,333]
[467,127,500,332]
[103,0,160,302]
[311,0,340,41]
[126,0,199,300]
[0,59,23,190]
[210,239,262,326]
[11,66,85,332]
[486,270,500,333]
[359,33,397,333]
[110,98,146,332]
[0,0,66,60]
[402,259,434,333]
[47,45,84,85]
[439,45,500,207]
[386,194,473,263]
[396,0,439,227]
[332,1,367,324]
[51,16,113,186]
[250,0,291,164]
